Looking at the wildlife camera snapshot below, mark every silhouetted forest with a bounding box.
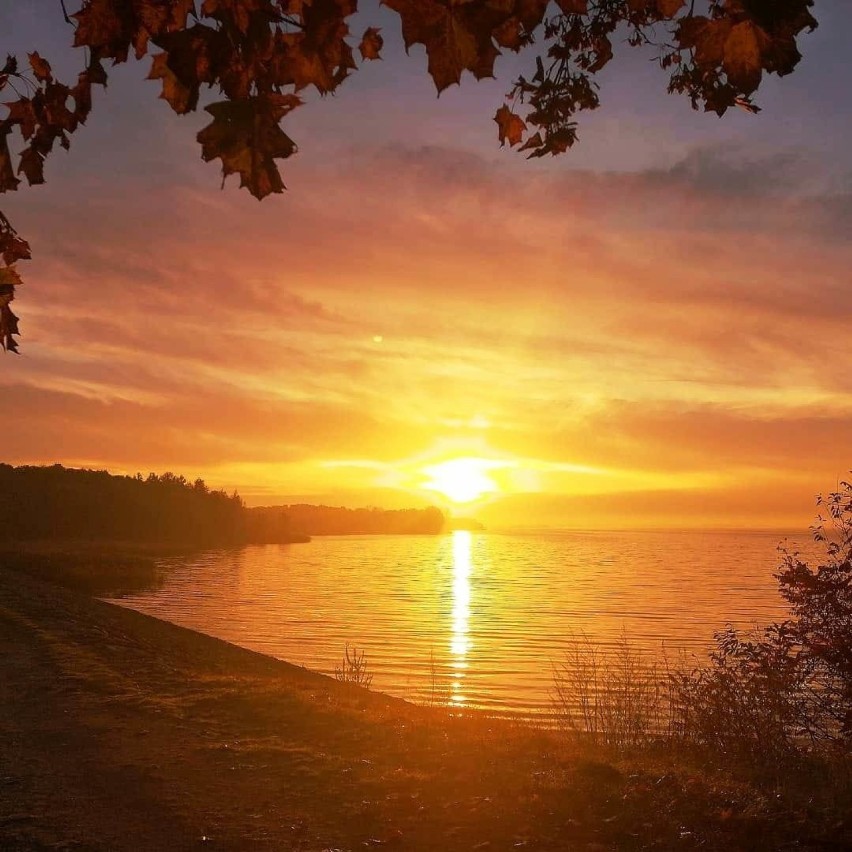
[264,504,446,536]
[0,465,448,546]
[0,464,300,546]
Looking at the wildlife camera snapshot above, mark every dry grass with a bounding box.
[334,642,374,689]
[552,630,664,749]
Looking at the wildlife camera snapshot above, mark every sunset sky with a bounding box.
[2,1,852,529]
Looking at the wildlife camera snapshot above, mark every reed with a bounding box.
[334,642,374,689]
[551,630,663,749]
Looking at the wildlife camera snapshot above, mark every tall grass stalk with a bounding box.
[334,642,373,689]
[552,630,662,749]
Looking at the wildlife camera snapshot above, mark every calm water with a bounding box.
[112,530,814,716]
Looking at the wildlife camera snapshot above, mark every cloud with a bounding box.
[5,139,852,525]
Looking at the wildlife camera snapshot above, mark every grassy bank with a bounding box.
[2,567,851,850]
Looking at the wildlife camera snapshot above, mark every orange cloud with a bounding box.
[4,141,851,527]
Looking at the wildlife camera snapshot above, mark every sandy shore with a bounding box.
[1,568,846,851]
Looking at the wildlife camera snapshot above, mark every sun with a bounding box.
[420,457,500,504]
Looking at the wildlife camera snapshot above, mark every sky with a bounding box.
[1,1,851,529]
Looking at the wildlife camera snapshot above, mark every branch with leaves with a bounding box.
[0,0,817,353]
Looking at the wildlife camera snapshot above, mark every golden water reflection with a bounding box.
[450,530,472,706]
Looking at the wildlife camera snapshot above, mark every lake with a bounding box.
[111,529,815,717]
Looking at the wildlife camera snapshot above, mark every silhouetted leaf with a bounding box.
[197,95,300,199]
[494,105,526,147]
[28,51,52,83]
[359,27,383,61]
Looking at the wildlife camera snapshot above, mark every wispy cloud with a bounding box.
[5,139,851,526]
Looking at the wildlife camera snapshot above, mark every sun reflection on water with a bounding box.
[450,530,472,706]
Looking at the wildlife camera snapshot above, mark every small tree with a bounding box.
[776,481,852,743]
[673,479,852,760]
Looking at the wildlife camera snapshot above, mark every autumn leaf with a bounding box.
[41,82,78,134]
[28,52,52,83]
[73,0,136,63]
[18,147,45,186]
[556,0,588,13]
[0,131,20,192]
[0,303,19,352]
[678,17,732,68]
[494,104,526,147]
[723,21,765,94]
[153,25,232,99]
[148,52,197,113]
[359,27,384,61]
[383,0,515,93]
[0,265,22,290]
[271,0,358,95]
[0,212,30,266]
[0,263,21,353]
[197,95,301,199]
[3,99,38,141]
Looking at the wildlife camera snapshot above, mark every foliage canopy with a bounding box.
[0,0,818,351]
[671,480,852,761]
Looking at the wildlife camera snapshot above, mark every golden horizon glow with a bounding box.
[3,58,848,534]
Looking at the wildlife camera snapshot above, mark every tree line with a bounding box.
[0,464,253,546]
[0,464,447,546]
[261,503,446,536]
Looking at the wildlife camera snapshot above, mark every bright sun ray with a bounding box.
[420,457,500,504]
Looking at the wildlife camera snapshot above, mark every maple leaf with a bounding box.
[359,27,384,61]
[18,147,46,186]
[0,212,30,266]
[153,24,232,92]
[0,302,19,352]
[383,0,515,93]
[272,0,358,95]
[0,265,23,290]
[3,99,38,141]
[723,21,765,95]
[41,82,78,134]
[494,104,526,147]
[73,0,136,63]
[0,131,20,192]
[0,264,21,353]
[28,52,53,83]
[133,0,196,56]
[148,52,197,113]
[556,0,588,13]
[678,17,732,68]
[197,95,301,199]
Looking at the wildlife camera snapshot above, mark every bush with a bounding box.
[776,482,852,743]
[552,631,663,749]
[668,625,803,764]
[670,479,852,762]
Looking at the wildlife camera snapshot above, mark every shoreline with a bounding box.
[1,566,848,851]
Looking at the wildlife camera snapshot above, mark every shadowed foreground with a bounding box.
[1,569,847,851]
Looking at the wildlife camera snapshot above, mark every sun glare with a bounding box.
[420,457,500,504]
